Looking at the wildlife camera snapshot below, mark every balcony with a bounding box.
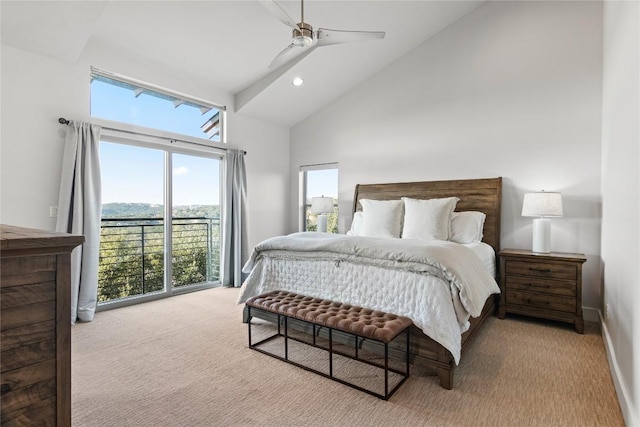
[99,217,220,303]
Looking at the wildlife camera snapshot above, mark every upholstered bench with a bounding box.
[246,290,412,400]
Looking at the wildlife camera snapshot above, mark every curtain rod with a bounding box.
[57,117,246,155]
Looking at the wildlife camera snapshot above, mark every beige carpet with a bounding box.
[72,287,624,427]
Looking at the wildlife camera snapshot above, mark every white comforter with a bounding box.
[238,232,500,363]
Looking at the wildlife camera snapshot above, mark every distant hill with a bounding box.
[102,203,219,219]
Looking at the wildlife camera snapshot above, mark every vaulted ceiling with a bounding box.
[1,1,482,127]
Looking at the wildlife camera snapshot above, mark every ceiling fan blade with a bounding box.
[259,0,301,32]
[269,42,314,69]
[235,45,318,112]
[316,28,385,46]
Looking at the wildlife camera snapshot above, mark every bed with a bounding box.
[239,177,502,389]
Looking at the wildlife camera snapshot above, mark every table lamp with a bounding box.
[311,196,334,233]
[521,191,563,253]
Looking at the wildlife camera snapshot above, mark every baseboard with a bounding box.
[599,309,639,426]
[583,306,600,323]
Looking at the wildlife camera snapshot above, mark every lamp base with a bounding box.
[317,214,328,233]
[532,218,551,253]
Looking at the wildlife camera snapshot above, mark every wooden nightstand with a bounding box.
[498,249,587,333]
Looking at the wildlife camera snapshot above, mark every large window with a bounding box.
[92,69,225,306]
[91,67,225,142]
[301,164,338,233]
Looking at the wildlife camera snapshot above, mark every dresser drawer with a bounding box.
[505,275,576,297]
[506,290,576,313]
[0,320,55,352]
[506,260,576,280]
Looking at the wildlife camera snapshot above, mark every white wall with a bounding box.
[290,1,603,317]
[601,1,640,425]
[0,43,290,251]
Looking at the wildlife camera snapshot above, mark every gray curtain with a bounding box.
[55,121,102,324]
[221,149,248,287]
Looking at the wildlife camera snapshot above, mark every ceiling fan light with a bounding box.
[292,22,314,47]
[293,35,313,47]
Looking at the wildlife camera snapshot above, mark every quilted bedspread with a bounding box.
[238,232,500,363]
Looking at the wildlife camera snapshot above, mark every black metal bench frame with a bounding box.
[247,305,410,400]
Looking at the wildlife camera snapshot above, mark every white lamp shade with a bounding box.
[310,197,334,215]
[521,192,563,217]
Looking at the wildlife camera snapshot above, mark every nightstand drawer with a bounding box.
[506,260,576,280]
[506,275,576,297]
[506,290,576,313]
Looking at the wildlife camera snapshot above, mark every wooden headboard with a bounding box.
[352,177,502,253]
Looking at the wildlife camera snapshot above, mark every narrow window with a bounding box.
[300,164,339,233]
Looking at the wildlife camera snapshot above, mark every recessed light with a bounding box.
[292,77,304,86]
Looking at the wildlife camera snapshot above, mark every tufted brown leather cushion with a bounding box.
[246,290,413,343]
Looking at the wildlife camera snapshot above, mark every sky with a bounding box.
[93,77,337,207]
[306,169,338,200]
[100,143,219,206]
[93,79,220,206]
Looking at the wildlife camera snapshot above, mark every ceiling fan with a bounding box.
[235,0,386,111]
[261,0,386,69]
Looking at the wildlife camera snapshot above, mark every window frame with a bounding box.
[91,66,227,144]
[91,68,228,310]
[97,131,226,311]
[299,163,339,232]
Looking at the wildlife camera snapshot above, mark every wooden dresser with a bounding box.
[1,224,84,426]
[498,249,587,333]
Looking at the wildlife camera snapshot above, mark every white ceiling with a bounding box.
[1,0,482,127]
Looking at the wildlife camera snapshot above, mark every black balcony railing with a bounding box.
[98,217,220,303]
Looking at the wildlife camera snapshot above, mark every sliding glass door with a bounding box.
[171,153,221,288]
[98,140,222,306]
[99,143,165,303]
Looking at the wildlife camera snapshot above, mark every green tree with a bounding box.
[98,210,221,303]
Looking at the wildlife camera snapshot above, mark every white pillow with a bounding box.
[401,197,459,241]
[359,199,404,238]
[450,211,486,244]
[346,211,364,236]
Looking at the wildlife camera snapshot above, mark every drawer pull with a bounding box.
[526,283,550,288]
[526,298,549,305]
[529,268,551,273]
